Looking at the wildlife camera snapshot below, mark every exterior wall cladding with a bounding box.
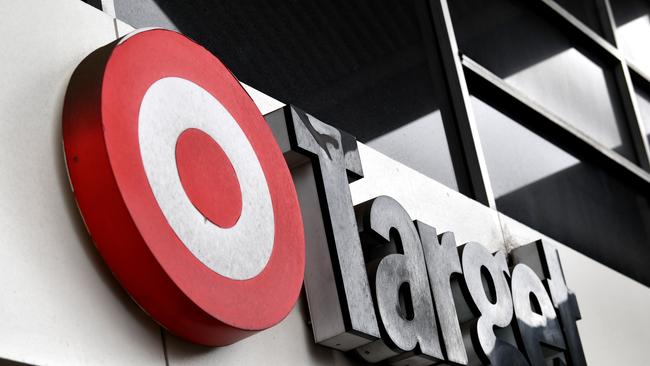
[1,0,650,365]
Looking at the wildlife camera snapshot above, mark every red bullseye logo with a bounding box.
[62,29,305,345]
[176,129,242,229]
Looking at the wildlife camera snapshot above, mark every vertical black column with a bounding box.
[416,0,497,208]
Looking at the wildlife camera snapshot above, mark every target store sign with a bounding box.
[62,28,585,365]
[62,29,304,346]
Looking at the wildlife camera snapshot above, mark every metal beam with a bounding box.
[423,0,496,209]
[462,55,650,194]
[532,0,621,65]
[532,0,650,170]
[594,0,618,45]
[591,0,650,171]
[533,0,650,105]
[613,58,650,171]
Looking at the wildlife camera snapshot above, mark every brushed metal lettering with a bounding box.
[417,223,468,365]
[511,263,565,366]
[459,242,528,365]
[511,241,586,366]
[355,196,442,365]
[286,106,380,350]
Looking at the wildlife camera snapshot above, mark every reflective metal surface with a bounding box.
[511,241,587,366]
[417,223,468,365]
[459,242,528,365]
[511,263,565,366]
[355,196,442,364]
[286,107,380,350]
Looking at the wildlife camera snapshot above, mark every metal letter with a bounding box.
[511,263,565,366]
[417,223,468,365]
[285,106,380,350]
[355,196,443,365]
[460,242,529,366]
[511,241,586,366]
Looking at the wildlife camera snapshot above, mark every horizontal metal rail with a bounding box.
[532,0,650,170]
[535,0,650,89]
[462,55,650,195]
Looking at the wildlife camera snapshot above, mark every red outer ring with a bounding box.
[62,29,305,346]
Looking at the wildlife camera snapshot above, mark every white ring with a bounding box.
[138,77,275,280]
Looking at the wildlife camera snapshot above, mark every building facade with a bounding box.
[1,0,649,365]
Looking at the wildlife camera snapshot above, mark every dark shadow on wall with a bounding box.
[140,0,640,165]
[0,358,32,366]
[121,0,642,159]
[119,0,462,190]
[144,0,442,143]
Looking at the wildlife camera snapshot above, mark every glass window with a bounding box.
[113,0,459,191]
[472,94,650,287]
[449,0,637,161]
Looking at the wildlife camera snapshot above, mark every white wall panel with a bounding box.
[0,1,164,365]
[165,297,337,366]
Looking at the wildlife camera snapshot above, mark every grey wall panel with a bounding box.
[113,0,176,30]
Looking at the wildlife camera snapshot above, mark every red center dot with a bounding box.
[175,128,242,228]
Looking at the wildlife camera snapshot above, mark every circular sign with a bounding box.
[62,29,305,346]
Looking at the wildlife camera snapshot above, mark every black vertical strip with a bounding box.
[594,0,650,171]
[160,327,170,366]
[594,0,618,45]
[419,0,497,208]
